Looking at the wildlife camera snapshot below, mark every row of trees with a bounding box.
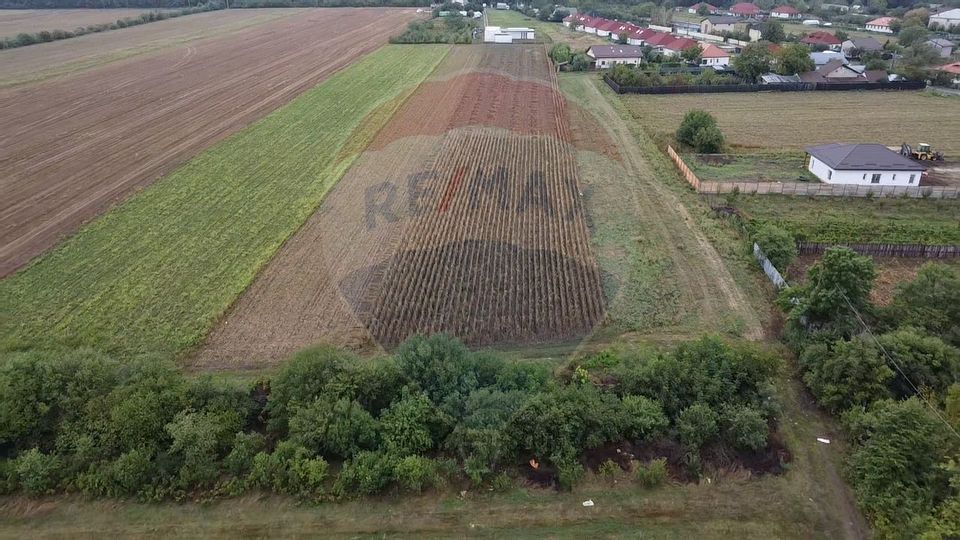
[0,0,430,5]
[777,247,960,538]
[0,334,782,499]
[0,2,222,50]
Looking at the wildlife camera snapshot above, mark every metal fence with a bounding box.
[796,242,960,259]
[604,75,926,95]
[754,243,788,289]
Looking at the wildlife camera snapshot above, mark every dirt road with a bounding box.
[561,75,763,340]
[0,8,420,277]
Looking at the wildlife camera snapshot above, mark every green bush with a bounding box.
[549,43,572,64]
[692,124,724,153]
[676,110,717,148]
[721,405,769,451]
[677,403,719,450]
[265,346,349,434]
[334,451,396,496]
[886,263,960,347]
[800,340,893,414]
[15,448,61,495]
[554,453,585,491]
[752,223,796,272]
[380,393,441,456]
[393,455,439,493]
[619,395,669,442]
[877,328,960,399]
[289,397,378,459]
[635,458,668,488]
[598,458,620,481]
[247,441,325,496]
[224,432,266,476]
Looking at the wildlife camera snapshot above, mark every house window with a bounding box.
[862,173,867,180]
[828,170,832,180]
[871,173,881,184]
[909,174,916,184]
[892,174,896,180]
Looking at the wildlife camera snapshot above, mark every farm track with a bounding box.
[194,45,607,368]
[0,8,421,277]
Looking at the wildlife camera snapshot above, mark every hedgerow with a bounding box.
[0,334,784,500]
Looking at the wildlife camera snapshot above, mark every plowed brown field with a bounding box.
[0,8,420,277]
[194,45,610,368]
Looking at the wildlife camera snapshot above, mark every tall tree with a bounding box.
[732,43,774,82]
[775,43,815,74]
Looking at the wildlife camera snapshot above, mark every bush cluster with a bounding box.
[781,249,960,537]
[0,2,222,50]
[608,64,738,88]
[0,334,782,500]
[389,15,477,44]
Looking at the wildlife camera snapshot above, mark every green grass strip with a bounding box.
[0,44,450,356]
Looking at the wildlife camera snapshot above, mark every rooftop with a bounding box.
[805,143,926,171]
[866,16,896,26]
[587,45,646,58]
[772,5,800,13]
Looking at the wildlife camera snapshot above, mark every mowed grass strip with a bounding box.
[623,91,960,157]
[0,44,449,355]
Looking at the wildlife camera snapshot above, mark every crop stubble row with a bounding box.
[195,45,606,367]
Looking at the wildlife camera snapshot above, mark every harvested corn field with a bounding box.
[195,45,607,368]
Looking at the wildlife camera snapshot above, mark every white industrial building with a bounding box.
[805,143,926,186]
[484,26,536,43]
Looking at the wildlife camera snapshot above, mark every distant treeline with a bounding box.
[1,1,220,49]
[0,0,430,7]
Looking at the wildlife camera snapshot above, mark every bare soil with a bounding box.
[0,8,172,37]
[192,45,609,368]
[923,161,960,187]
[0,8,421,277]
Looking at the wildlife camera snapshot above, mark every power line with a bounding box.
[840,291,960,443]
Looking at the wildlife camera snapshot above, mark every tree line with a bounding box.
[0,0,430,7]
[776,247,960,538]
[0,334,783,500]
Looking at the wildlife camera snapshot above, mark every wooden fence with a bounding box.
[796,242,960,259]
[604,75,926,95]
[666,146,960,200]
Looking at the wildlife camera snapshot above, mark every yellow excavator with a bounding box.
[901,142,945,161]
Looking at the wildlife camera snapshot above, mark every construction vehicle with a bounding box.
[901,142,945,161]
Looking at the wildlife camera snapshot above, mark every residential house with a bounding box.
[484,26,536,43]
[929,8,960,30]
[595,20,620,37]
[728,2,762,17]
[805,143,925,186]
[801,30,842,50]
[581,16,600,34]
[821,3,851,12]
[927,38,955,58]
[937,62,960,86]
[700,15,739,34]
[562,14,576,27]
[810,51,848,67]
[627,27,663,46]
[865,17,896,33]
[841,37,882,58]
[770,5,802,19]
[586,45,645,68]
[799,59,886,84]
[700,44,732,66]
[661,36,699,57]
[688,2,719,14]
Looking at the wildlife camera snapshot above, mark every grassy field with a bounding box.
[0,45,449,356]
[484,9,608,48]
[623,91,960,157]
[722,195,960,244]
[685,151,814,183]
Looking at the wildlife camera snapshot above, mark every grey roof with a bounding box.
[811,51,848,66]
[805,143,926,171]
[702,15,740,24]
[587,45,645,58]
[928,38,955,47]
[760,73,802,83]
[843,37,882,50]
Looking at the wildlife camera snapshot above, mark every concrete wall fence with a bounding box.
[666,146,960,199]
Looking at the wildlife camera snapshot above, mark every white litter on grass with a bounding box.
[582,500,595,507]
[817,437,831,444]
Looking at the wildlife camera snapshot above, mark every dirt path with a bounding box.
[561,75,762,340]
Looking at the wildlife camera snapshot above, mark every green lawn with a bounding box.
[727,195,960,244]
[0,44,449,356]
[684,152,814,183]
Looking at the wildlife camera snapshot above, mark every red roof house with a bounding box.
[770,5,801,18]
[688,2,719,14]
[801,30,842,49]
[662,37,699,55]
[728,2,762,16]
[938,62,960,75]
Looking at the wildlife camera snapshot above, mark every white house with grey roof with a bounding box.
[586,45,645,68]
[805,143,926,186]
